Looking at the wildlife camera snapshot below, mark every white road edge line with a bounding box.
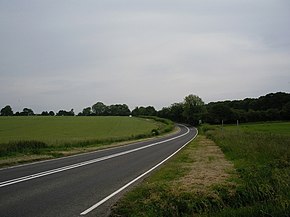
[80,126,198,216]
[0,126,190,188]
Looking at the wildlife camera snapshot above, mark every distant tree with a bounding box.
[132,107,146,116]
[132,106,156,116]
[20,108,34,116]
[281,102,290,120]
[14,112,21,116]
[0,105,13,116]
[207,104,234,124]
[170,103,184,123]
[82,107,92,116]
[41,111,49,116]
[131,107,140,116]
[56,109,74,116]
[107,105,118,116]
[246,110,267,122]
[205,92,290,122]
[231,109,247,123]
[107,104,130,116]
[253,92,290,111]
[183,94,206,125]
[145,106,157,116]
[56,110,65,116]
[70,109,74,116]
[266,109,281,121]
[157,107,171,119]
[49,111,55,116]
[92,102,108,116]
[120,104,131,116]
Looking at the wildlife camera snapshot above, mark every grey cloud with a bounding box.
[0,0,289,112]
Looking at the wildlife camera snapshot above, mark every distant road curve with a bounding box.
[0,124,198,217]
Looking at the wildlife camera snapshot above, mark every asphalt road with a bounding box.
[0,124,197,217]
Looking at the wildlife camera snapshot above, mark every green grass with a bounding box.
[225,122,290,135]
[0,116,173,158]
[110,137,199,217]
[204,122,290,216]
[111,122,290,217]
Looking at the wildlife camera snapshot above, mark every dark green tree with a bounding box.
[107,104,130,116]
[0,105,13,116]
[281,102,290,120]
[170,103,184,122]
[56,109,74,116]
[20,108,34,116]
[182,94,205,125]
[92,102,108,116]
[157,107,171,119]
[41,111,49,116]
[207,104,234,124]
[131,107,140,116]
[144,106,157,116]
[82,107,92,116]
[132,106,156,116]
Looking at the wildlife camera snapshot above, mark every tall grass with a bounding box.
[204,125,290,216]
[0,141,48,156]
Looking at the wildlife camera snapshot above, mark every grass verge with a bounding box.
[201,123,290,216]
[110,135,236,217]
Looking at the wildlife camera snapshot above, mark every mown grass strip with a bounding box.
[110,135,236,217]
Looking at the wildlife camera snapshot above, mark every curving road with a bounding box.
[0,124,197,217]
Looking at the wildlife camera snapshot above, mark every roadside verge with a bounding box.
[110,135,236,217]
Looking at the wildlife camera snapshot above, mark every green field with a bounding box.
[0,116,173,161]
[225,122,290,135]
[111,122,290,217]
[0,116,163,145]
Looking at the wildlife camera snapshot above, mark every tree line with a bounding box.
[78,102,131,116]
[157,92,290,125]
[1,92,289,125]
[0,103,132,117]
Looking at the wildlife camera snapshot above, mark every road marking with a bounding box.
[80,126,198,215]
[0,126,190,188]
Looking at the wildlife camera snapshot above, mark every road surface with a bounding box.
[0,124,197,217]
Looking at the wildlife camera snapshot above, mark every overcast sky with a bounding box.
[1,0,290,113]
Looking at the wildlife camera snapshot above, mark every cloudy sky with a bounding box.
[1,0,290,113]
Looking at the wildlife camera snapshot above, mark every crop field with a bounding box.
[0,116,172,163]
[0,116,162,145]
[111,122,290,217]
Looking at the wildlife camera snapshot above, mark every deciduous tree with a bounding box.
[0,105,13,116]
[183,94,205,125]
